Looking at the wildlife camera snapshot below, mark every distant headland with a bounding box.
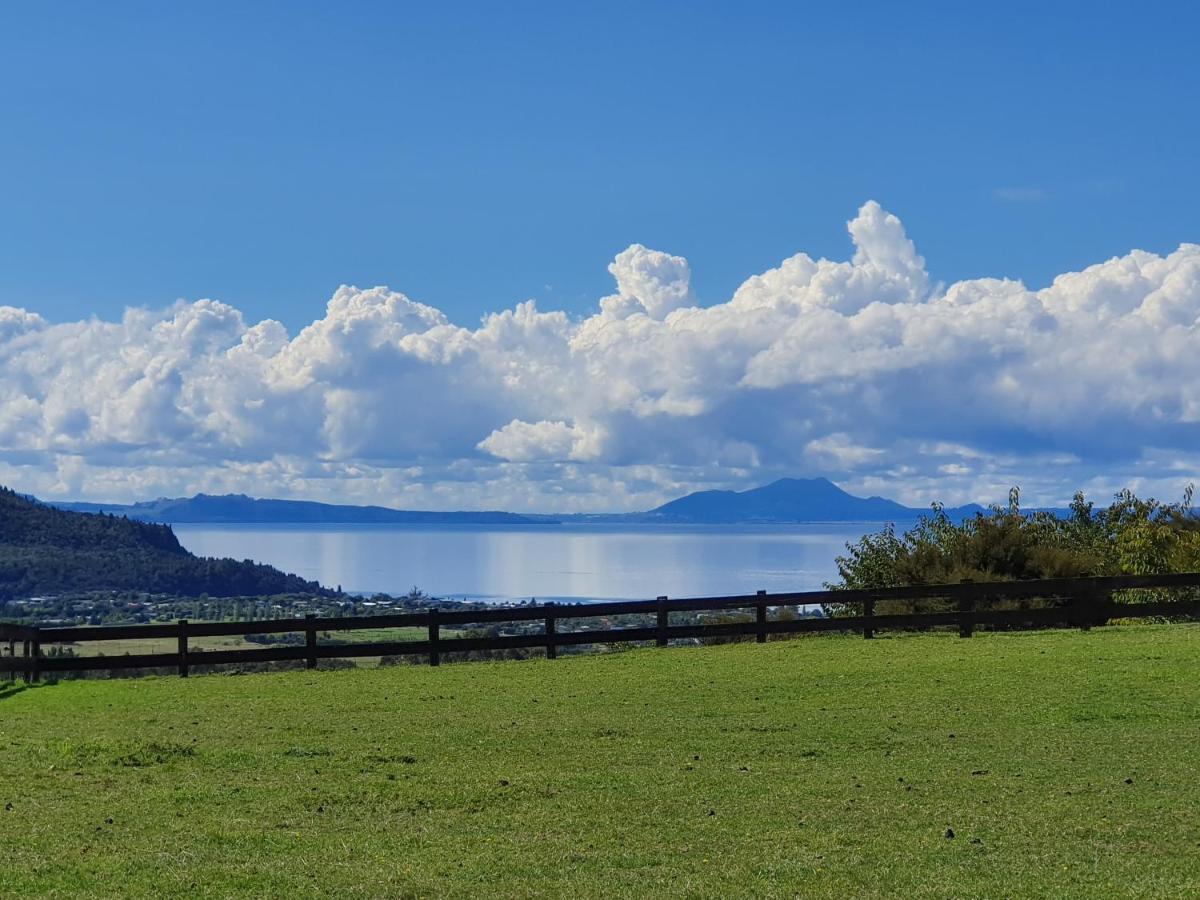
[44,477,1004,526]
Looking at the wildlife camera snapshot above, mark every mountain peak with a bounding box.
[648,476,909,523]
[755,477,842,493]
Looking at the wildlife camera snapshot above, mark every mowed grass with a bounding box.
[44,626,439,666]
[49,635,265,657]
[1,625,1198,898]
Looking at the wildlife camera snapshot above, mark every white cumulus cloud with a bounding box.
[0,200,1197,511]
[477,419,606,462]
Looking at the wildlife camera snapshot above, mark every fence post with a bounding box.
[656,596,669,647]
[20,629,37,684]
[177,619,189,678]
[305,614,318,669]
[29,627,41,684]
[545,602,557,660]
[6,635,14,683]
[1071,589,1103,631]
[863,598,875,640]
[428,607,440,666]
[958,597,974,638]
[756,590,767,643]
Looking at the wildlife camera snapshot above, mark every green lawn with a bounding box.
[41,626,445,667]
[2,625,1198,898]
[46,634,266,658]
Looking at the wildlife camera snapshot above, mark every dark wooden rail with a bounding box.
[3,573,1198,682]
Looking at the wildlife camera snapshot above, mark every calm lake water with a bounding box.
[173,523,882,603]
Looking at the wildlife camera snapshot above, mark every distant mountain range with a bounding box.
[634,477,985,523]
[45,478,995,526]
[52,494,546,525]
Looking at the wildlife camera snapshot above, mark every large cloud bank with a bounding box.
[2,201,1198,510]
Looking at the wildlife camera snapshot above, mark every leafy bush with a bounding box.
[829,486,1200,616]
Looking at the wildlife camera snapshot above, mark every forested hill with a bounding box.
[0,487,328,599]
[1,487,185,553]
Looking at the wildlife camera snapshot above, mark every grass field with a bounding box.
[42,625,440,666]
[47,634,266,657]
[2,625,1198,897]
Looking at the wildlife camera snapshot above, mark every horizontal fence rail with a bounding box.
[2,573,1198,682]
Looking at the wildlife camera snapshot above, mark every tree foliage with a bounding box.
[831,486,1200,602]
[0,486,330,600]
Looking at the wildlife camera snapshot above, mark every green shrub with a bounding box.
[829,486,1200,616]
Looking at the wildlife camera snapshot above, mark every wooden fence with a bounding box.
[3,573,1199,682]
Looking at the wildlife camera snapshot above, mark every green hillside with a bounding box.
[2,625,1197,897]
[0,487,327,599]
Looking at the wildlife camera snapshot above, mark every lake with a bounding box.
[173,522,882,603]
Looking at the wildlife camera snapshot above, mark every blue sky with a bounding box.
[0,2,1198,510]
[2,1,1196,329]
